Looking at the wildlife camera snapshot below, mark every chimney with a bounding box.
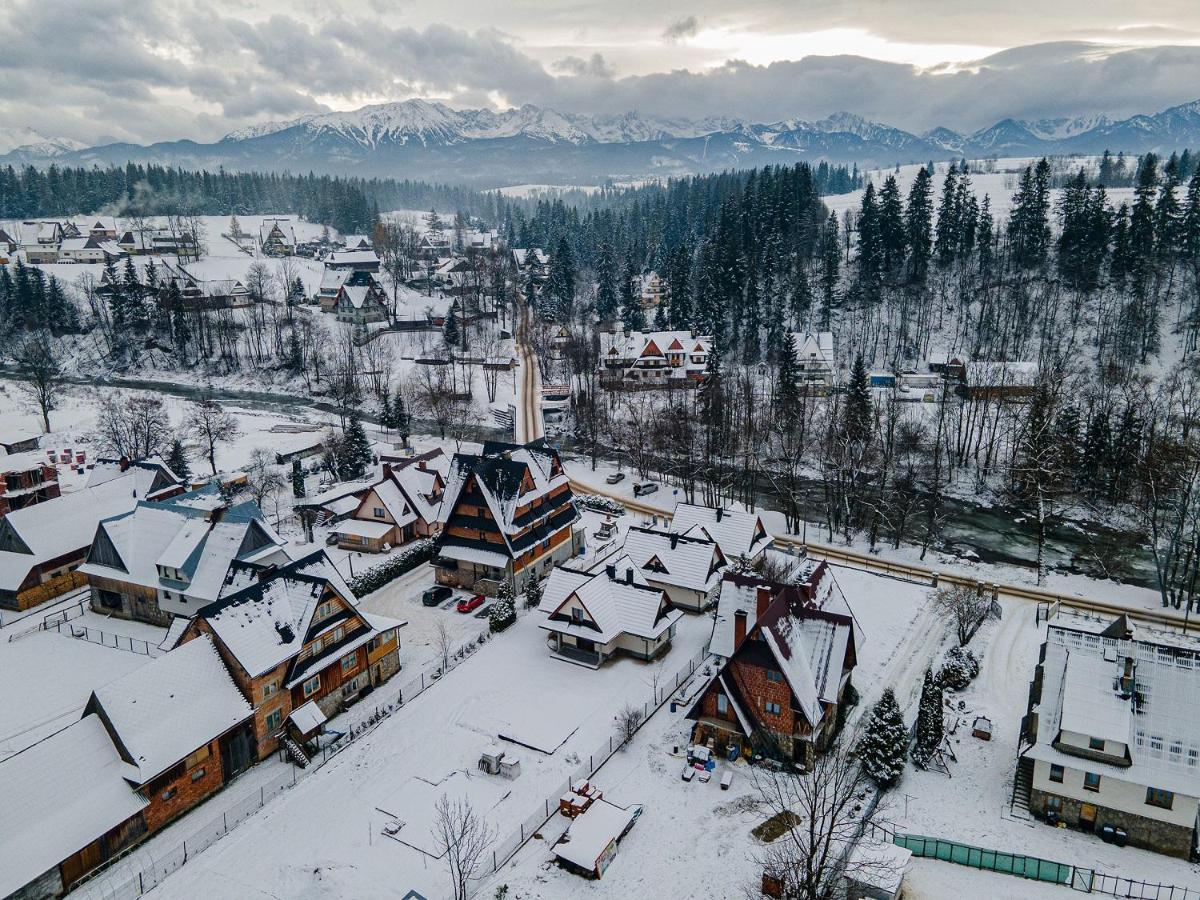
[626,567,634,584]
[756,585,772,619]
[734,608,748,649]
[670,533,678,550]
[119,456,131,472]
[715,508,724,522]
[382,462,393,480]
[605,564,616,579]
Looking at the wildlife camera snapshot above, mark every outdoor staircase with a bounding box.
[282,736,311,769]
[1010,754,1033,817]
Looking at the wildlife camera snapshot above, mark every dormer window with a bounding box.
[571,608,584,624]
[1088,737,1105,751]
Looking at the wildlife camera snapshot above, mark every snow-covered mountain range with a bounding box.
[5,98,1200,185]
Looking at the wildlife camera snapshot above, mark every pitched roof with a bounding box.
[91,636,252,783]
[0,469,173,592]
[620,526,725,594]
[0,716,148,899]
[672,502,771,560]
[539,555,681,644]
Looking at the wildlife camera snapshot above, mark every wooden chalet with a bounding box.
[333,279,389,324]
[0,451,59,516]
[259,218,296,256]
[176,551,403,759]
[433,439,582,592]
[333,458,444,553]
[689,568,858,766]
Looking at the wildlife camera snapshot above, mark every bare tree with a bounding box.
[186,391,241,474]
[750,739,897,900]
[245,447,287,510]
[433,617,453,673]
[615,703,644,749]
[13,332,61,432]
[95,394,172,460]
[931,583,991,645]
[431,793,496,900]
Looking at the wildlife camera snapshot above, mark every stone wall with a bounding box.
[1030,787,1195,858]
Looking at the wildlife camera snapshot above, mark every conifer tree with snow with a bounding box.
[911,668,944,764]
[595,241,618,322]
[392,387,411,446]
[166,438,190,482]
[844,354,873,444]
[619,255,646,332]
[340,415,374,479]
[523,575,543,609]
[442,308,460,350]
[857,688,907,788]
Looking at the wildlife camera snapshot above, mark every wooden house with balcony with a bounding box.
[599,330,711,390]
[689,570,858,766]
[175,551,403,760]
[432,439,582,592]
[333,458,444,553]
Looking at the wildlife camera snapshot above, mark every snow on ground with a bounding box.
[143,605,713,900]
[0,630,152,761]
[893,598,1200,890]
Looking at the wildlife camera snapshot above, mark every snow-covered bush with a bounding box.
[937,646,981,691]
[347,538,433,597]
[577,493,624,516]
[488,597,516,633]
[856,688,907,789]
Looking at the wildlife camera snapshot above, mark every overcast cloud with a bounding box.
[3,0,1200,147]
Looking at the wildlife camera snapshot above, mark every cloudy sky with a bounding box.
[4,0,1200,146]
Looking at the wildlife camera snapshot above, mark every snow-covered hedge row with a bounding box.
[489,597,516,633]
[577,493,624,516]
[347,538,434,597]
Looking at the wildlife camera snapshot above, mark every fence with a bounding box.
[46,620,161,657]
[1086,873,1199,899]
[484,644,712,875]
[896,834,1072,884]
[70,626,494,899]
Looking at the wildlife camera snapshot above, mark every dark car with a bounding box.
[456,593,486,614]
[633,482,658,497]
[422,585,453,607]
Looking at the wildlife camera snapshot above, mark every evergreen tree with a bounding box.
[291,460,306,498]
[523,576,543,609]
[392,387,411,446]
[844,353,873,444]
[545,236,577,321]
[442,308,460,350]
[912,668,944,763]
[933,163,960,267]
[856,183,884,302]
[976,195,995,276]
[166,438,191,481]
[857,688,907,788]
[595,241,618,321]
[340,415,374,479]
[905,166,934,283]
[877,175,907,276]
[820,212,839,329]
[620,255,646,331]
[775,332,801,420]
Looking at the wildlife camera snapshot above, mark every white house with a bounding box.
[670,502,772,565]
[259,218,296,256]
[599,330,712,390]
[790,331,835,387]
[538,555,683,668]
[1021,610,1200,857]
[618,525,726,611]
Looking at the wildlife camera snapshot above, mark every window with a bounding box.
[373,507,386,518]
[1145,787,1174,810]
[302,674,321,698]
[764,701,782,716]
[571,608,584,624]
[1047,796,1062,813]
[309,637,323,655]
[315,601,332,621]
[716,694,729,715]
[262,680,278,700]
[332,627,344,643]
[190,767,206,782]
[766,670,784,683]
[1083,772,1101,792]
[185,745,211,769]
[1049,764,1064,784]
[265,708,283,732]
[341,651,358,674]
[162,787,177,801]
[1088,737,1105,751]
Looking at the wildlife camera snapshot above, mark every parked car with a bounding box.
[633,481,658,497]
[456,593,486,614]
[422,585,453,607]
[605,472,626,484]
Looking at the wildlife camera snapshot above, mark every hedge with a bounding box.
[347,538,434,597]
[577,493,624,516]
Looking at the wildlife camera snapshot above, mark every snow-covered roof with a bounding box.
[334,518,393,539]
[91,635,252,783]
[539,555,681,644]
[710,574,773,658]
[77,498,285,616]
[287,699,327,735]
[1030,642,1200,798]
[259,218,295,245]
[319,267,352,292]
[671,502,771,561]
[619,525,725,594]
[329,249,379,267]
[0,469,170,592]
[0,716,148,899]
[553,799,639,871]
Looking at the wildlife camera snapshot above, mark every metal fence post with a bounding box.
[223,812,228,832]
[261,786,265,806]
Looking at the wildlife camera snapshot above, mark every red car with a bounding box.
[456,593,485,614]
